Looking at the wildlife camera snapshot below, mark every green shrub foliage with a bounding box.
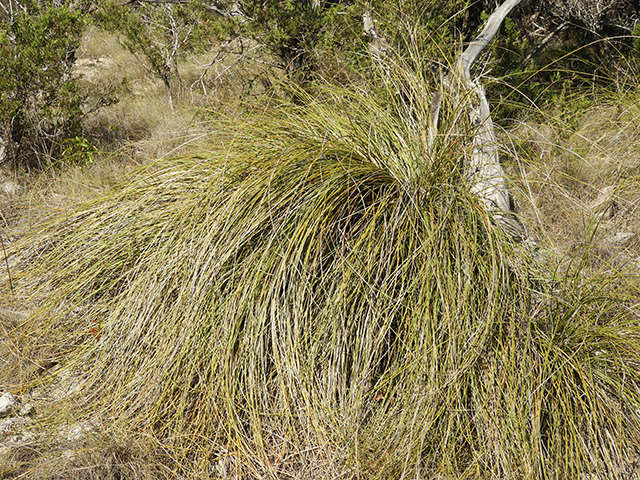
[0,0,85,168]
[236,0,470,75]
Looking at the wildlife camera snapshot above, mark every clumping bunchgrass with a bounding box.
[2,51,640,479]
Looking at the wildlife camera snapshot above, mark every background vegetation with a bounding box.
[0,0,86,168]
[1,0,640,479]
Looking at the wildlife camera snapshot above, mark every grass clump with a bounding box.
[3,59,640,479]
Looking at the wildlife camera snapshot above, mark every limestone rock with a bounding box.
[0,180,20,195]
[603,231,635,247]
[19,403,35,417]
[0,393,19,418]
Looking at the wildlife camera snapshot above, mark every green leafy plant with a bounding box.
[0,0,85,168]
[60,135,98,169]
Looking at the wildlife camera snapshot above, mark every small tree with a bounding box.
[94,0,223,109]
[0,0,85,168]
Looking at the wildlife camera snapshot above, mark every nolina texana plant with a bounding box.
[4,6,640,480]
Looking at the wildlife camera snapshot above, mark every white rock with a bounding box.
[19,403,35,416]
[604,231,635,246]
[66,421,96,443]
[0,392,19,418]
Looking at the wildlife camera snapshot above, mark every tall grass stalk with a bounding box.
[3,54,640,479]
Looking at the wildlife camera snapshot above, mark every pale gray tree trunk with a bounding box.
[0,134,6,165]
[447,0,528,241]
[362,10,390,60]
[455,0,522,219]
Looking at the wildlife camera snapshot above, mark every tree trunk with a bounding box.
[450,0,528,242]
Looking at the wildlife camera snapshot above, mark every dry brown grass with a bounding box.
[76,27,282,161]
[503,95,640,273]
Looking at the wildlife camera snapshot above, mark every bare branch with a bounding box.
[117,0,248,21]
[520,21,569,69]
[451,0,528,242]
[458,0,523,81]
[117,0,190,6]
